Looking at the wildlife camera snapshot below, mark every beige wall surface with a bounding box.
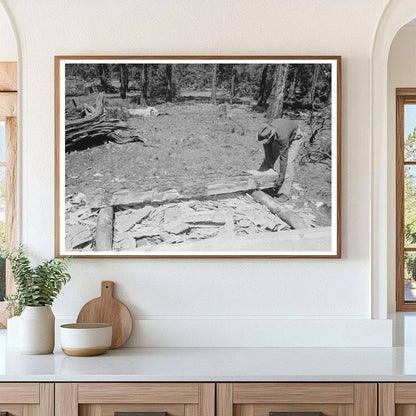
[0,4,17,61]
[0,0,395,346]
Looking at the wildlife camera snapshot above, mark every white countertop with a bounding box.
[1,329,416,382]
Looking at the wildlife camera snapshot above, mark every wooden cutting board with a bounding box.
[76,281,133,349]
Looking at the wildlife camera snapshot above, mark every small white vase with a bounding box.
[19,306,55,354]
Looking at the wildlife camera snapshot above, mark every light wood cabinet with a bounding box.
[0,383,53,416]
[55,383,215,416]
[217,383,377,416]
[378,383,416,416]
[0,381,387,416]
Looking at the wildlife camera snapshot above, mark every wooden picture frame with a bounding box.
[55,56,341,258]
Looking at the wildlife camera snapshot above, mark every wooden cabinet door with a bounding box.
[379,383,416,416]
[217,383,377,416]
[55,383,215,416]
[0,383,53,416]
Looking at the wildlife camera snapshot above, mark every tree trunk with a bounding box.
[141,64,148,107]
[98,65,111,93]
[309,64,320,124]
[230,65,236,104]
[119,64,129,99]
[211,64,217,105]
[166,64,173,102]
[257,64,269,107]
[288,65,298,103]
[266,64,289,123]
[310,64,320,103]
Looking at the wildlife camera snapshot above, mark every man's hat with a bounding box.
[257,125,275,142]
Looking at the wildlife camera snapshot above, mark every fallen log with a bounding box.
[207,170,278,196]
[111,189,181,208]
[252,190,308,230]
[95,207,114,251]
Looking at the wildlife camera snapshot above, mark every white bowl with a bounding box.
[60,323,112,356]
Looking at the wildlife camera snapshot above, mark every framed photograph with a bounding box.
[55,56,341,258]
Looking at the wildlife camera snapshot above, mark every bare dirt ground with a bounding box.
[64,90,333,252]
[65,91,332,211]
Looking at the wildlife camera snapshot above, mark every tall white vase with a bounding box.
[19,306,55,354]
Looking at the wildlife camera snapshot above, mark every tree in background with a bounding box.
[405,126,416,161]
[405,253,416,282]
[64,62,332,116]
[141,64,149,107]
[166,64,173,102]
[97,64,112,93]
[257,64,269,107]
[229,65,237,104]
[405,128,416,250]
[401,128,416,283]
[211,64,218,105]
[287,65,299,104]
[309,64,320,124]
[119,64,129,99]
[266,64,289,122]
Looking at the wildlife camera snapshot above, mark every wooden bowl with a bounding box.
[60,323,112,356]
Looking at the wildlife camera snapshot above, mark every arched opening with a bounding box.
[387,19,416,313]
[371,0,416,320]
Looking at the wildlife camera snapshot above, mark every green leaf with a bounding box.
[4,245,71,314]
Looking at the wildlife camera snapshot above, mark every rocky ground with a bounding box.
[64,92,332,252]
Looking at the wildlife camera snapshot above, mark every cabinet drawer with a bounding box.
[0,383,53,416]
[217,383,376,416]
[78,383,200,404]
[56,383,215,416]
[0,383,39,404]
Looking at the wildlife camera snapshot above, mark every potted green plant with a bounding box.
[1,246,71,354]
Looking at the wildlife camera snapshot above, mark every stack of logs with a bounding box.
[65,93,144,150]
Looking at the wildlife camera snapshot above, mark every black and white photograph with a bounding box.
[55,57,341,257]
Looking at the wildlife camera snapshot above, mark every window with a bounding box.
[396,89,416,310]
[0,121,5,301]
[0,62,17,327]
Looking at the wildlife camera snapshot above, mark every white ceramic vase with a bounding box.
[19,306,55,354]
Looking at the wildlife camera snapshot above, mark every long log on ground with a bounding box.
[95,207,114,251]
[252,190,308,230]
[111,171,279,208]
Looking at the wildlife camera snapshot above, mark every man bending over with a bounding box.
[257,118,305,201]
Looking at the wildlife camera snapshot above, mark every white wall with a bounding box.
[0,0,393,346]
[0,3,17,61]
[387,25,416,312]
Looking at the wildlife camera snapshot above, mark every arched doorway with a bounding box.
[371,0,416,319]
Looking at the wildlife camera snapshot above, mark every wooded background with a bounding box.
[65,62,332,123]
